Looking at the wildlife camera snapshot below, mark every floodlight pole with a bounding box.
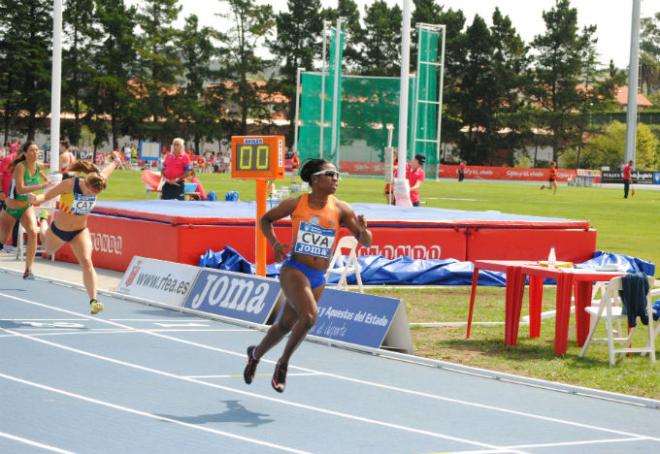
[624,0,641,165]
[394,0,412,207]
[50,0,63,173]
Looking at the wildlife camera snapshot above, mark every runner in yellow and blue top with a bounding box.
[0,141,51,279]
[244,158,372,393]
[30,151,121,314]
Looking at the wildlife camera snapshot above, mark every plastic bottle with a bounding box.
[548,246,556,268]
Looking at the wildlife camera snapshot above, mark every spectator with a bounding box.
[622,160,633,199]
[407,154,426,207]
[0,142,21,250]
[60,140,77,179]
[458,160,467,182]
[161,138,192,200]
[185,170,208,200]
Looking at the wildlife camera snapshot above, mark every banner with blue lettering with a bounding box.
[310,288,401,349]
[184,269,281,324]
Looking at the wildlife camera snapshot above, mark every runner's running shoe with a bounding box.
[22,270,34,280]
[271,361,288,393]
[243,346,259,384]
[90,299,104,315]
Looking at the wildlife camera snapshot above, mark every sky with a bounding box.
[132,0,658,68]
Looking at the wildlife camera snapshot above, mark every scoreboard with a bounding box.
[231,135,285,180]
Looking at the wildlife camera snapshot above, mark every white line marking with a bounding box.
[506,436,651,449]
[0,372,310,454]
[3,292,659,445]
[153,322,209,328]
[0,329,131,338]
[187,372,322,379]
[0,430,75,454]
[0,318,85,321]
[108,318,205,322]
[453,436,651,453]
[1,326,511,453]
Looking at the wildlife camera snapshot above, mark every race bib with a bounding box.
[72,194,96,215]
[294,222,336,258]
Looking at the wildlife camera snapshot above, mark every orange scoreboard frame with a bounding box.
[231,135,285,180]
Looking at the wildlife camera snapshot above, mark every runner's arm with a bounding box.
[338,201,372,247]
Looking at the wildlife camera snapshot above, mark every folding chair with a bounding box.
[579,275,656,366]
[648,287,660,350]
[325,236,364,293]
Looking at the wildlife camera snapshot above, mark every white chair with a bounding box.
[648,287,660,349]
[325,236,364,293]
[579,275,656,366]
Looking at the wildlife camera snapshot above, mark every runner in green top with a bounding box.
[0,141,51,279]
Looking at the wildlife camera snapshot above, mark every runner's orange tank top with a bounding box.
[290,194,340,259]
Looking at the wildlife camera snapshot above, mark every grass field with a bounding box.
[101,170,660,398]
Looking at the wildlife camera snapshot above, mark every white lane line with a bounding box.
[0,329,131,338]
[3,292,658,444]
[506,436,651,449]
[0,430,75,454]
[0,326,510,453]
[108,318,204,322]
[187,372,322,379]
[453,436,651,453]
[0,372,309,454]
[0,318,86,321]
[0,328,251,339]
[146,328,252,333]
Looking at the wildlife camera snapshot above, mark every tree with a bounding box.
[456,15,494,164]
[62,0,97,145]
[581,121,658,170]
[85,0,138,152]
[356,0,401,76]
[175,14,222,153]
[640,12,660,95]
[0,0,52,141]
[135,0,182,142]
[455,10,529,165]
[220,0,274,135]
[488,9,531,164]
[268,0,323,142]
[529,0,597,162]
[322,0,362,71]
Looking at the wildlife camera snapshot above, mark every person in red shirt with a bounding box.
[622,160,633,199]
[540,161,558,194]
[407,154,426,206]
[458,160,467,182]
[161,138,192,200]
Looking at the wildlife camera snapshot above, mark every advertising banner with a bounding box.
[118,256,200,308]
[602,170,655,184]
[439,165,576,182]
[310,288,413,353]
[184,269,282,324]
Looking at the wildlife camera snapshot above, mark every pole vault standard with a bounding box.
[393,0,412,207]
